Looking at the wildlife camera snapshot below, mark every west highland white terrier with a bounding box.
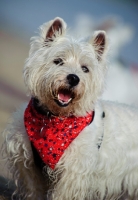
[2,17,138,200]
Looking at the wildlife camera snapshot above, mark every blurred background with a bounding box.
[0,0,138,177]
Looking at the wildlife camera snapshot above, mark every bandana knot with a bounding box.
[24,99,94,169]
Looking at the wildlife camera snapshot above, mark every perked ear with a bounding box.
[90,31,108,61]
[45,17,67,41]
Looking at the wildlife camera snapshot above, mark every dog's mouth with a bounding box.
[54,89,73,107]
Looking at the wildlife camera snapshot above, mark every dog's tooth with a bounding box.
[58,98,72,105]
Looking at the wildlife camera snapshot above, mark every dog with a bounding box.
[2,17,138,200]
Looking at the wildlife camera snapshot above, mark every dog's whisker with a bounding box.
[2,17,138,200]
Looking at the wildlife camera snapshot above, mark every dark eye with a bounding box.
[81,66,89,73]
[53,58,64,66]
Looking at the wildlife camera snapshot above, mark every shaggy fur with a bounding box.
[2,17,138,200]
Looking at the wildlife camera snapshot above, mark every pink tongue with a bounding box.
[58,92,71,102]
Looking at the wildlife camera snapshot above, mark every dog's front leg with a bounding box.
[2,113,46,200]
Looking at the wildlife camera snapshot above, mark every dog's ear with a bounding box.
[45,17,67,42]
[90,31,108,61]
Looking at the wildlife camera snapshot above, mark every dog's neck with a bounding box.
[26,98,104,169]
[32,97,55,118]
[24,98,94,169]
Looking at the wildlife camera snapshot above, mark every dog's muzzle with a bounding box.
[54,88,74,107]
[54,74,79,107]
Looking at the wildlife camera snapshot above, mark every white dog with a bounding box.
[3,17,138,200]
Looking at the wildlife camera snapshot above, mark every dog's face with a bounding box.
[24,17,108,116]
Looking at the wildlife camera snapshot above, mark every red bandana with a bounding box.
[24,99,94,169]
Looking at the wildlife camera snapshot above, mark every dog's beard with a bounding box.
[42,97,75,117]
[53,87,75,107]
[37,85,84,117]
[51,89,79,116]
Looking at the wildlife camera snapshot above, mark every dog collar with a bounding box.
[24,99,94,169]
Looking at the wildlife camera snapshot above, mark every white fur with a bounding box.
[2,17,138,200]
[23,17,108,117]
[55,101,138,200]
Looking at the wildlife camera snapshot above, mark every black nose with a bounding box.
[67,74,80,87]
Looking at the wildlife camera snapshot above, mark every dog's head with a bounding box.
[24,17,108,116]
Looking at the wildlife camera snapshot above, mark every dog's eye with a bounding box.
[53,58,64,66]
[81,66,89,73]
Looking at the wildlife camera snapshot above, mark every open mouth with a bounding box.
[54,89,73,107]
